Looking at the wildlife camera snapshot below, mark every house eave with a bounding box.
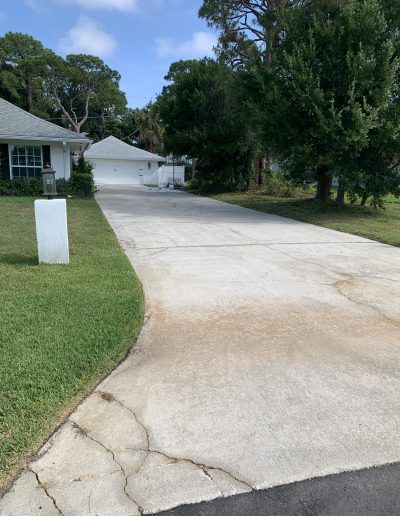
[0,134,91,144]
[86,155,166,162]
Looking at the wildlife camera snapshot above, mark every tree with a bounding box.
[83,75,127,141]
[101,108,138,143]
[133,103,165,153]
[199,0,307,67]
[46,54,125,134]
[0,33,127,136]
[0,32,131,141]
[199,1,303,182]
[156,59,256,191]
[252,0,400,203]
[347,104,400,207]
[94,105,165,151]
[0,32,53,115]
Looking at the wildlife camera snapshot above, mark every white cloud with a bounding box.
[60,0,137,11]
[155,32,217,59]
[24,0,47,13]
[60,16,117,57]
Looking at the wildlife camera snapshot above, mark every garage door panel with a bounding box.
[90,158,158,185]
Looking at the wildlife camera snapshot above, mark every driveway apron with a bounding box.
[1,186,400,515]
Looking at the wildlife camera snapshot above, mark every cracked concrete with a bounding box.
[1,186,400,515]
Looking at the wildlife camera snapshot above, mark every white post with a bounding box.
[34,199,69,264]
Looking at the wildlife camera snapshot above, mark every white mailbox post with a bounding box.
[34,164,69,265]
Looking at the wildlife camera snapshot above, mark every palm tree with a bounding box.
[135,102,165,153]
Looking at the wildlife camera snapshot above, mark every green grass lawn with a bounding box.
[212,192,400,246]
[0,197,144,490]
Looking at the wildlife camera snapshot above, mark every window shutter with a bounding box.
[42,145,51,167]
[0,143,10,180]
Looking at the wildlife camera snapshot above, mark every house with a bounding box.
[84,136,168,186]
[0,97,91,181]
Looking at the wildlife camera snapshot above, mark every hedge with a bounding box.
[0,174,96,198]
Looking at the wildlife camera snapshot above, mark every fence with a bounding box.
[158,166,185,186]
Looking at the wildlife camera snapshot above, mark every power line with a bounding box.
[46,114,129,120]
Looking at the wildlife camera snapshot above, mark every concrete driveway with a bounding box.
[2,186,400,515]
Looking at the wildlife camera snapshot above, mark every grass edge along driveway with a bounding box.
[0,197,144,491]
[211,192,400,247]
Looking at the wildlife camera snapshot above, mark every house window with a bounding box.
[10,145,43,179]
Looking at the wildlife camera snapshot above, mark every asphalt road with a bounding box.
[157,462,400,516]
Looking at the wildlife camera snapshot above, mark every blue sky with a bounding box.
[0,0,217,108]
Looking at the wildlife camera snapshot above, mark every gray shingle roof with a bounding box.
[85,136,166,161]
[0,97,91,142]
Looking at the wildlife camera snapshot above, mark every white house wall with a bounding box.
[53,142,72,179]
[89,158,159,185]
[1,139,71,179]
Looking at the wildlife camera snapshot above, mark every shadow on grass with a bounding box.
[238,196,385,219]
[0,254,38,266]
[214,191,400,246]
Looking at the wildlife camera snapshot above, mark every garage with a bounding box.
[85,135,165,185]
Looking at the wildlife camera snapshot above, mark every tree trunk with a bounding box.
[192,159,197,178]
[254,159,260,186]
[316,166,332,202]
[361,192,369,206]
[100,109,106,140]
[27,84,33,112]
[335,183,345,208]
[260,156,269,185]
[266,155,273,173]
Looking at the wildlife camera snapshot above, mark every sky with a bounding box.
[0,0,218,108]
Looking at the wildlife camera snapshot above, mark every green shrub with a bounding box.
[184,176,232,194]
[183,177,201,192]
[0,155,96,197]
[0,179,43,197]
[185,165,193,181]
[0,183,13,196]
[56,178,73,197]
[0,176,96,198]
[70,157,96,197]
[70,173,96,198]
[72,156,95,176]
[261,172,309,198]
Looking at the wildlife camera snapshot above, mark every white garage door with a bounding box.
[90,158,158,185]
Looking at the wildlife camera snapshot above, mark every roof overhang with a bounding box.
[0,134,92,144]
[85,155,166,162]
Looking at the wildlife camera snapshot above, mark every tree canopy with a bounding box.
[0,32,53,117]
[0,32,165,154]
[0,32,127,137]
[199,0,309,67]
[45,53,126,134]
[247,0,400,204]
[197,0,400,204]
[156,59,256,191]
[2,2,400,207]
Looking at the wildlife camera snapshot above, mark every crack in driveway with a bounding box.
[265,243,400,328]
[31,469,64,515]
[4,188,400,515]
[71,422,143,514]
[95,393,255,493]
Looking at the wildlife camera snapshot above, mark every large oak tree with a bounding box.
[254,0,400,204]
[156,59,256,191]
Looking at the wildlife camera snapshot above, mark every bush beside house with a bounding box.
[0,157,96,197]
